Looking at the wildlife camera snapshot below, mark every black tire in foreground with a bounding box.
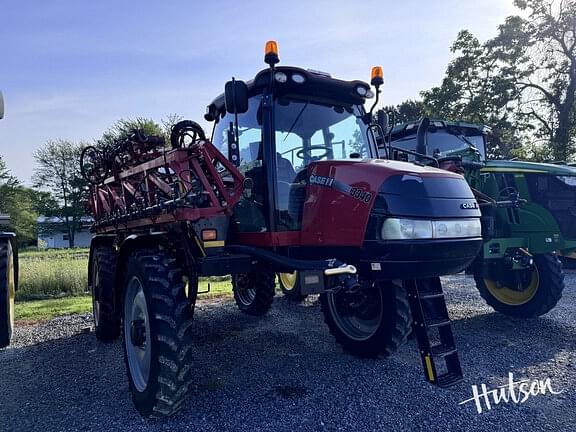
[91,246,120,341]
[232,270,275,316]
[475,253,564,317]
[320,279,412,358]
[0,240,15,348]
[122,249,197,418]
[278,271,308,302]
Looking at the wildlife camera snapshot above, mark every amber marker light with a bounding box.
[371,66,384,87]
[265,40,280,66]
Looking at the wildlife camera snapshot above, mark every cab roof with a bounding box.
[205,66,372,122]
[389,119,491,138]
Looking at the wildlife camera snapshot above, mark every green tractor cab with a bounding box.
[383,117,576,317]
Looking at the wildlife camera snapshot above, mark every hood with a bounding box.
[483,160,576,176]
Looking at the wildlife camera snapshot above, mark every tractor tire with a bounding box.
[91,246,120,341]
[122,249,197,418]
[320,279,412,358]
[278,271,308,302]
[0,240,15,349]
[474,253,564,318]
[232,270,275,316]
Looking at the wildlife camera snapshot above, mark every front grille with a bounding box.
[525,174,576,239]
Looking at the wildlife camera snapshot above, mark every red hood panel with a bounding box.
[300,160,463,246]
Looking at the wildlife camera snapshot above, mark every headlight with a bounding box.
[291,73,306,84]
[556,176,576,187]
[381,218,481,240]
[274,72,288,83]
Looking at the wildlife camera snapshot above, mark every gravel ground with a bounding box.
[1,273,575,432]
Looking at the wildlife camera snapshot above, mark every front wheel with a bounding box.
[0,240,16,348]
[320,280,412,358]
[122,249,197,418]
[474,253,564,317]
[278,271,308,302]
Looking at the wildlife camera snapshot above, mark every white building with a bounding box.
[37,216,93,249]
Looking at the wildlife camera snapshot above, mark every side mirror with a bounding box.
[0,91,4,119]
[376,110,388,130]
[224,80,249,114]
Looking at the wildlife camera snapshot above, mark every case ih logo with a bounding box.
[460,201,478,210]
[309,175,373,204]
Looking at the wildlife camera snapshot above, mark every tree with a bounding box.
[422,0,576,161]
[0,156,39,246]
[421,30,521,158]
[33,140,88,248]
[99,117,165,148]
[98,115,186,149]
[383,100,425,125]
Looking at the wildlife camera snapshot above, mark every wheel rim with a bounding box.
[92,259,100,327]
[124,277,151,392]
[279,272,298,291]
[326,284,383,341]
[235,274,256,306]
[7,248,14,339]
[484,267,539,306]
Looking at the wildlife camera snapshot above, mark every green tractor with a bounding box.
[382,117,576,317]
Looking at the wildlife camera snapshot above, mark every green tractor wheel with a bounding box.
[0,240,16,348]
[474,253,564,317]
[278,271,308,302]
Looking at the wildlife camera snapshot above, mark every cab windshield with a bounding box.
[213,96,374,175]
[391,130,486,160]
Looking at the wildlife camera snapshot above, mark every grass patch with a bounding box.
[18,249,89,300]
[14,248,236,322]
[15,277,232,323]
[15,296,93,323]
[17,248,234,301]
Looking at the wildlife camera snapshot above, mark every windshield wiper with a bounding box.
[444,130,478,150]
[283,101,309,142]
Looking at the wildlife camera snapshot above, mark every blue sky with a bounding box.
[0,0,517,183]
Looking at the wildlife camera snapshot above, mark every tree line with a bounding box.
[387,0,576,161]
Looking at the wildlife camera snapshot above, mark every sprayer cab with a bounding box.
[205,48,482,280]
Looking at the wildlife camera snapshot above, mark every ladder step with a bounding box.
[419,292,445,300]
[424,318,451,328]
[430,345,457,357]
[436,372,464,388]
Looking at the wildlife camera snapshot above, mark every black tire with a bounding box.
[232,270,275,316]
[170,120,206,149]
[320,280,412,358]
[122,249,196,418]
[80,145,108,185]
[91,246,120,341]
[278,271,308,302]
[474,253,564,317]
[0,240,15,349]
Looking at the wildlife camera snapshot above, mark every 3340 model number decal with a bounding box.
[309,175,373,204]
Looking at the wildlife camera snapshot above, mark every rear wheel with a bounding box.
[475,253,564,317]
[122,249,196,418]
[91,246,120,341]
[232,270,275,316]
[278,271,308,302]
[320,280,412,358]
[0,240,15,348]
